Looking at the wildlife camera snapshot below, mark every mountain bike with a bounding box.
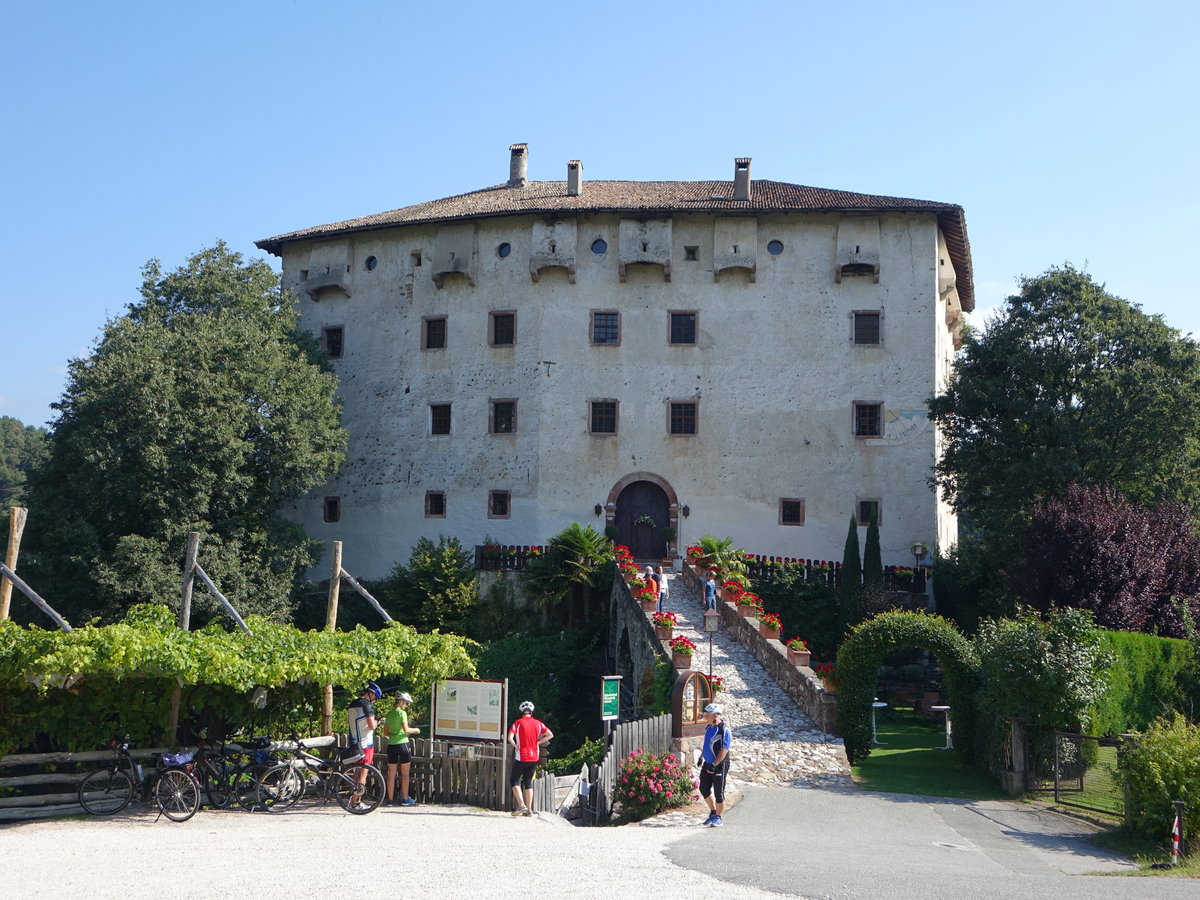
[77,733,202,822]
[256,733,385,814]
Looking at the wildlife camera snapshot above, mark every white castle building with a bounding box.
[257,145,973,576]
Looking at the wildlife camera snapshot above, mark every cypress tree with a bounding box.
[839,514,862,632]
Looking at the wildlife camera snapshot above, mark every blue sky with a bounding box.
[3,0,1197,428]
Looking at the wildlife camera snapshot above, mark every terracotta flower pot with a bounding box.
[822,679,838,694]
[654,625,673,640]
[787,649,811,667]
[759,624,781,640]
[671,652,693,669]
[737,604,757,618]
[641,598,658,612]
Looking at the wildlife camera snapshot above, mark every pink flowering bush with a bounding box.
[611,749,697,821]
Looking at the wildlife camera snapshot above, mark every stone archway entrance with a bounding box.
[607,473,679,560]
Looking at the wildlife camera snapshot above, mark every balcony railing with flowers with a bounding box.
[475,544,547,572]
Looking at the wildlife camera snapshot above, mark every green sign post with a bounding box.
[601,675,622,722]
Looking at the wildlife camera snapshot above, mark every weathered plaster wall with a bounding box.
[283,208,956,578]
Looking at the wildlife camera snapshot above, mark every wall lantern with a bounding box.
[594,504,603,517]
[681,504,690,518]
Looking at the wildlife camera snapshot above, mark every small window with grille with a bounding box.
[424,316,447,350]
[669,401,698,435]
[590,400,617,434]
[591,311,620,345]
[425,491,446,518]
[489,490,511,519]
[323,496,341,523]
[669,312,697,345]
[854,402,882,437]
[322,326,344,359]
[780,499,805,526]
[853,311,881,345]
[430,404,451,435]
[491,400,517,435]
[490,312,516,346]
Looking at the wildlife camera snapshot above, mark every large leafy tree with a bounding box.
[1019,484,1200,636]
[929,265,1200,542]
[0,416,48,506]
[23,243,347,625]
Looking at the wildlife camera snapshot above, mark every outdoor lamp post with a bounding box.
[910,541,928,569]
[702,608,721,678]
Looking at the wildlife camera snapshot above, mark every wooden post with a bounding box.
[320,541,343,735]
[178,531,200,630]
[1,507,29,621]
[167,532,201,747]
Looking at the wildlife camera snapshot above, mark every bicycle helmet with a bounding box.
[703,703,723,715]
[518,700,535,714]
[395,691,413,703]
[365,682,382,699]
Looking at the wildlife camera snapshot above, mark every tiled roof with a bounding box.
[257,179,974,309]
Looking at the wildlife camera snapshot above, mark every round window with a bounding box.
[497,242,511,258]
[365,256,378,270]
[767,240,784,256]
[591,238,607,254]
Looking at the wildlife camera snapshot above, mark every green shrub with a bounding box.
[611,749,697,821]
[545,736,606,776]
[973,607,1110,773]
[754,572,841,659]
[1118,714,1200,845]
[1092,631,1198,736]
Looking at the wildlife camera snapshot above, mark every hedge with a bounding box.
[1091,631,1199,737]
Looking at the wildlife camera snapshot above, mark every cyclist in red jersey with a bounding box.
[507,700,553,816]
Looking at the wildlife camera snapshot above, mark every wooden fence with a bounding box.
[408,737,511,810]
[589,713,673,824]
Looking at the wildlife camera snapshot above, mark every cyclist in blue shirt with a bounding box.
[699,702,731,827]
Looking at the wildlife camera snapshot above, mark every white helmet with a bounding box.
[704,703,723,715]
[395,692,413,703]
[519,700,535,714]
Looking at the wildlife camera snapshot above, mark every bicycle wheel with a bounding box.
[155,768,201,822]
[201,759,233,809]
[78,767,135,816]
[333,764,385,814]
[257,764,304,812]
[230,764,268,811]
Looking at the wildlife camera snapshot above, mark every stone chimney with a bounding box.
[567,160,583,196]
[733,158,752,201]
[508,143,528,187]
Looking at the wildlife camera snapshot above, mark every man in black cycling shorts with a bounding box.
[699,702,731,827]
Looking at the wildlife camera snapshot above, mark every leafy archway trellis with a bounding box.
[836,611,981,763]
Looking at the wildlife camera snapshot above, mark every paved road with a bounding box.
[666,785,1196,899]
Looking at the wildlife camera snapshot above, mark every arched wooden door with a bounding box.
[615,480,670,559]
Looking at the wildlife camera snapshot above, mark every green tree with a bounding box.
[23,243,346,625]
[0,416,49,506]
[523,522,614,626]
[929,265,1200,543]
[372,536,479,633]
[839,515,862,630]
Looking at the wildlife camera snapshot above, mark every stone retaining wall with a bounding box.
[681,565,840,735]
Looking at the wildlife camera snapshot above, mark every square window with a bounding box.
[854,311,881,345]
[490,312,516,346]
[670,312,697,345]
[590,400,617,434]
[322,326,344,359]
[411,252,422,267]
[424,317,447,350]
[430,403,451,435]
[323,496,341,523]
[425,491,446,518]
[854,402,882,437]
[591,311,620,345]
[491,400,517,434]
[780,499,805,526]
[857,500,881,526]
[489,490,511,518]
[684,246,699,261]
[669,401,697,435]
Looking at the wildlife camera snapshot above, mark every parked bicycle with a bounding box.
[77,733,202,822]
[256,733,385,814]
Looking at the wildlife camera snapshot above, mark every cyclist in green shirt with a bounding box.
[383,692,420,806]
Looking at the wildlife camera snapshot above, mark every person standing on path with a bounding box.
[383,692,420,806]
[704,572,717,610]
[508,700,553,816]
[347,682,381,806]
[699,702,731,827]
[656,565,669,612]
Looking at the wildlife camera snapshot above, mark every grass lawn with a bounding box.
[851,705,1008,800]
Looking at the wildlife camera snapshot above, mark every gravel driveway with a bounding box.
[3,803,781,900]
